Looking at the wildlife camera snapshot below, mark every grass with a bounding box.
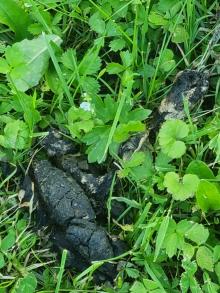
[0,0,220,292]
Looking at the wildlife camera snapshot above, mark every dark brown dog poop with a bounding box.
[18,128,127,282]
[40,128,76,157]
[153,69,209,126]
[30,160,127,283]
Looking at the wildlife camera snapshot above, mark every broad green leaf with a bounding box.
[165,232,178,258]
[79,50,102,76]
[1,230,16,251]
[157,0,177,12]
[114,121,145,143]
[125,267,140,278]
[0,253,5,269]
[164,172,199,201]
[148,11,168,26]
[214,245,220,263]
[106,62,125,74]
[185,223,209,245]
[130,281,146,293]
[155,152,175,172]
[182,242,195,260]
[0,0,32,41]
[61,49,76,71]
[171,25,189,44]
[68,106,92,123]
[180,272,190,293]
[176,219,193,235]
[120,51,132,67]
[92,95,118,123]
[68,121,94,139]
[81,76,100,95]
[196,180,220,212]
[12,273,37,293]
[83,126,111,163]
[131,151,153,181]
[142,279,160,291]
[209,133,220,162]
[89,12,105,34]
[0,58,10,74]
[0,120,30,150]
[5,34,61,92]
[109,39,126,52]
[182,259,197,275]
[196,246,214,272]
[12,93,41,130]
[120,108,151,123]
[215,262,220,283]
[159,120,189,159]
[123,152,146,169]
[186,160,215,179]
[189,277,203,293]
[154,49,176,73]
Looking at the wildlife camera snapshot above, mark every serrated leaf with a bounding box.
[67,106,94,139]
[61,48,76,71]
[182,242,195,260]
[81,76,100,95]
[196,246,214,272]
[125,267,140,278]
[79,51,102,76]
[164,172,199,201]
[114,121,145,143]
[159,119,189,159]
[130,281,146,293]
[196,180,220,212]
[5,34,62,92]
[0,0,32,41]
[89,12,105,34]
[82,126,111,163]
[92,95,118,123]
[12,92,41,130]
[68,120,94,139]
[155,152,175,172]
[109,38,126,52]
[120,108,151,123]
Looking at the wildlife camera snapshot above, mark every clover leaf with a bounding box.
[159,119,189,158]
[164,172,200,201]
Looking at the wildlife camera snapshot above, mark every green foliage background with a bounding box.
[0,0,219,292]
